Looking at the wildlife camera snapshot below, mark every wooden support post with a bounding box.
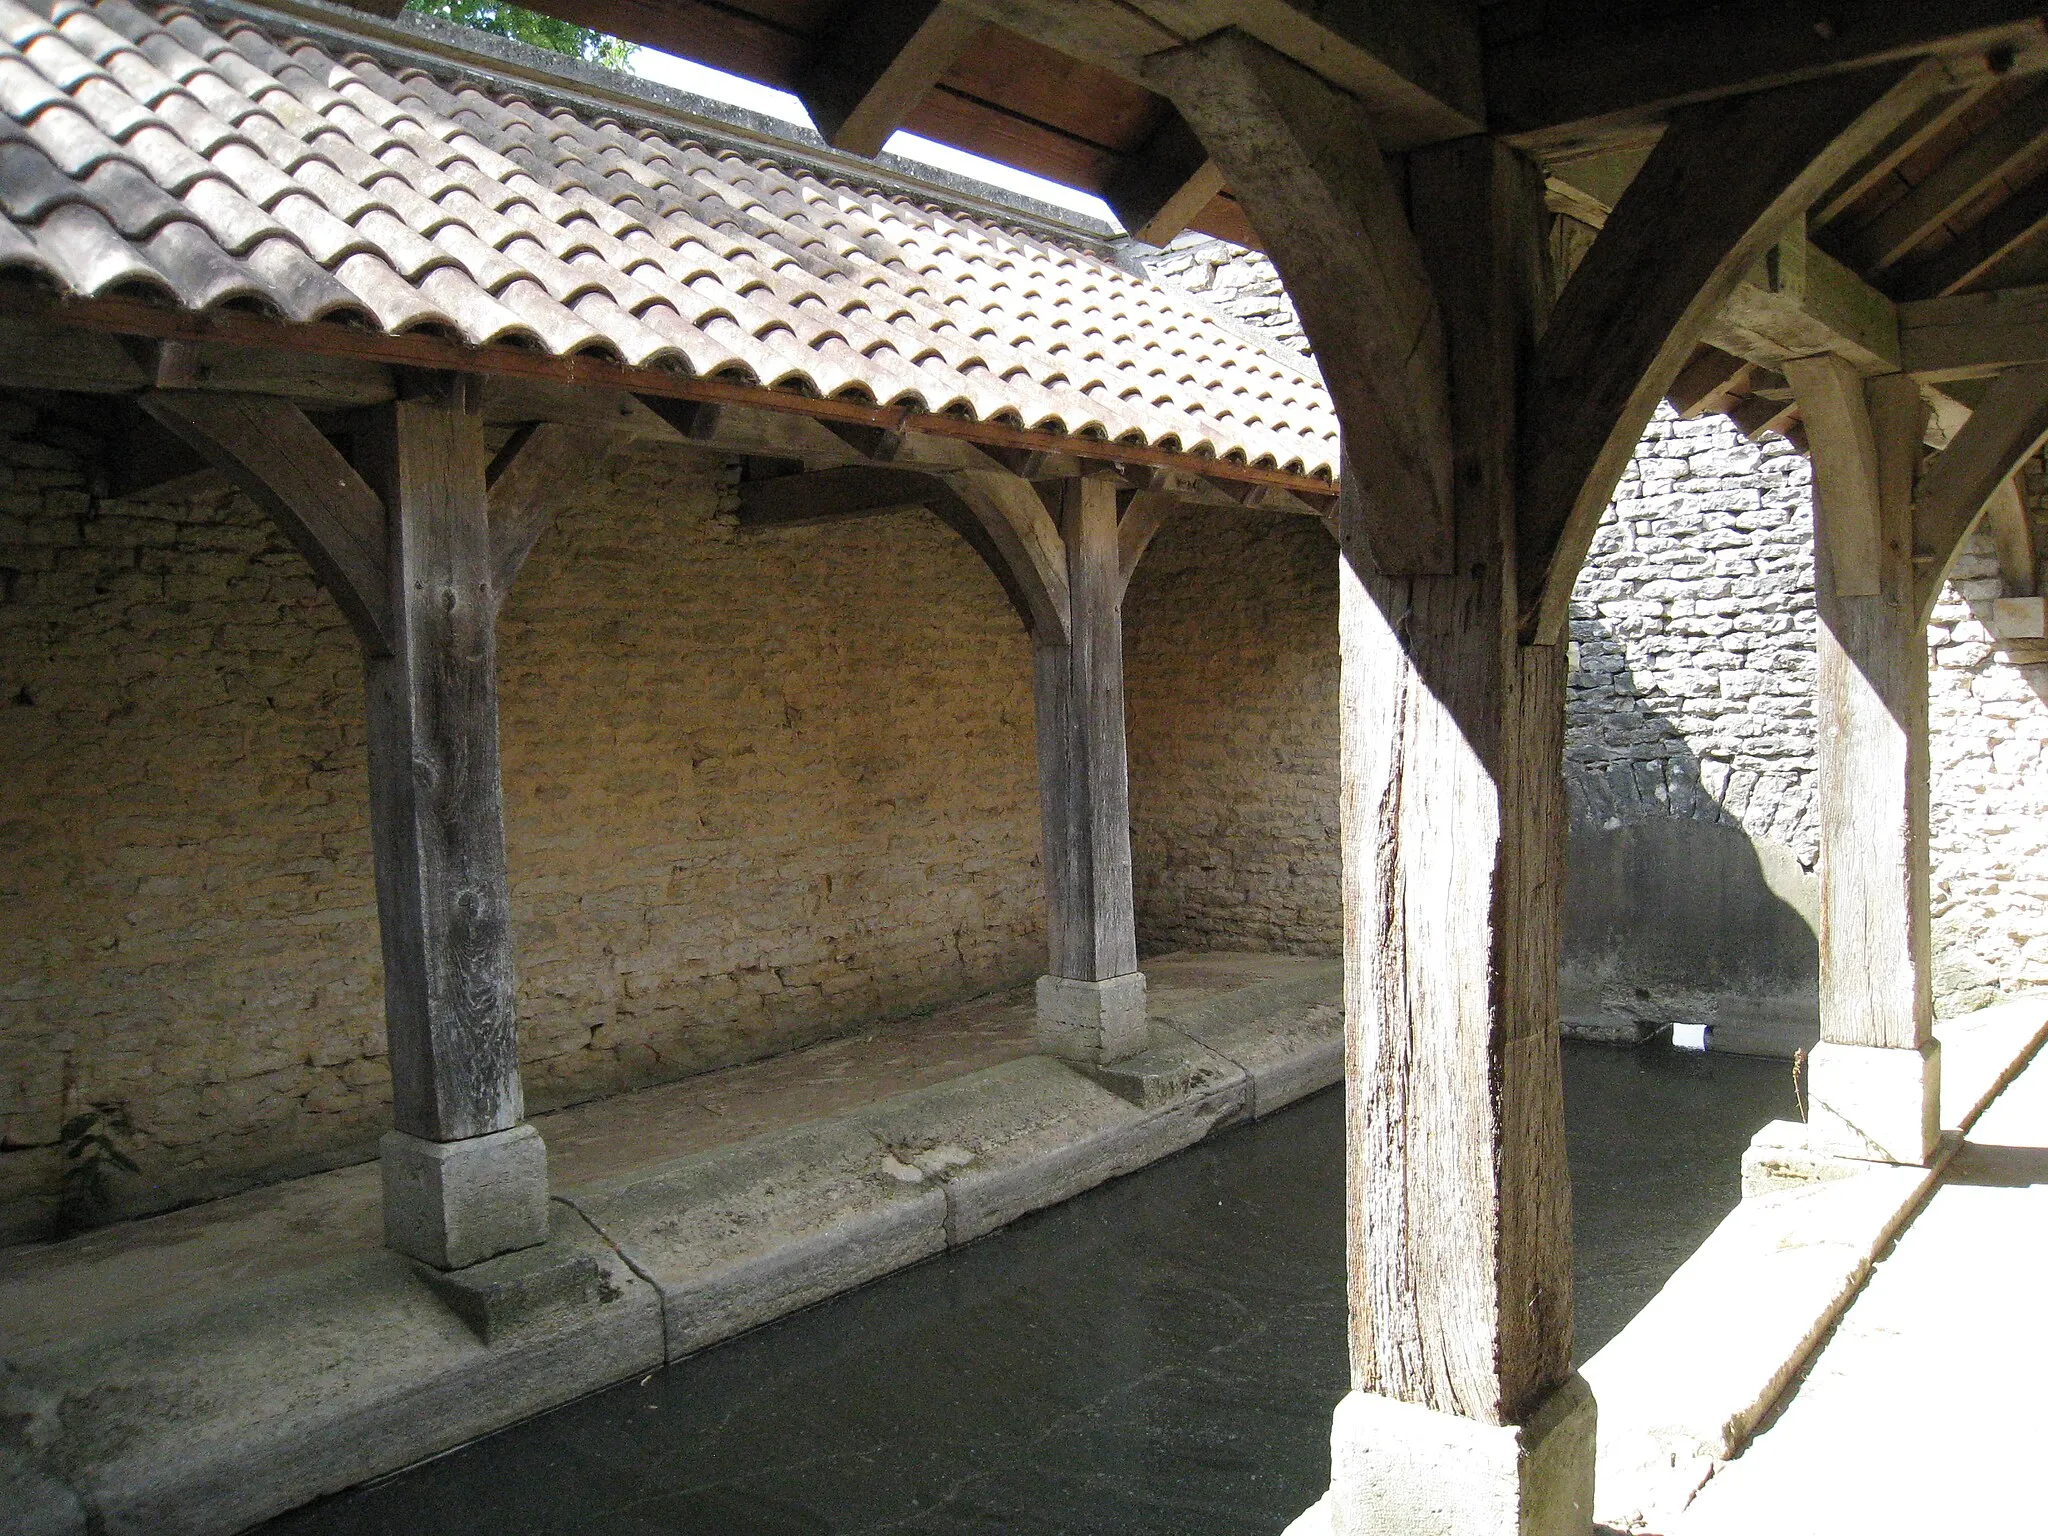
[1033,474,1146,1063]
[1787,359,1941,1166]
[146,383,552,1268]
[1304,139,1593,1535]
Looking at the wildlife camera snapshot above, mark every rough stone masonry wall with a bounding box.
[0,404,1044,1240]
[1124,505,1339,956]
[1142,235,2048,1035]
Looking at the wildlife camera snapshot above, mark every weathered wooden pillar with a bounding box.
[1786,359,1941,1165]
[148,378,567,1269]
[1151,30,1591,1531]
[357,384,548,1266]
[1320,138,1592,1534]
[1033,473,1146,1062]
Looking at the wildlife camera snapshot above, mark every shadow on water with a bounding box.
[265,1042,1794,1536]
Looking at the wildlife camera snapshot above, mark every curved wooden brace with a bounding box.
[1145,29,1454,576]
[1518,59,1942,643]
[1913,360,2048,618]
[1984,478,2038,596]
[142,390,392,654]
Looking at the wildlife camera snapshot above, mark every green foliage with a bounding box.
[405,0,634,70]
[58,1103,139,1235]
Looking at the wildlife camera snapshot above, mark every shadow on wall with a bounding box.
[1563,609,1820,1060]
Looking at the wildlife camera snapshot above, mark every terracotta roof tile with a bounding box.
[0,0,1337,476]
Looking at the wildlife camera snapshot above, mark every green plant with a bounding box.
[404,0,634,69]
[57,1103,138,1235]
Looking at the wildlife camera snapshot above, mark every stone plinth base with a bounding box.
[1311,1376,1596,1536]
[1035,972,1147,1063]
[382,1123,550,1270]
[1808,1039,1941,1166]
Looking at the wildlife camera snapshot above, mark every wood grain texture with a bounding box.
[1035,476,1138,981]
[1913,361,2048,614]
[1520,59,1936,643]
[1815,373,1935,1052]
[358,395,524,1142]
[486,421,615,601]
[1787,354,1885,596]
[1147,28,1454,575]
[1983,477,2038,592]
[1341,139,1572,1427]
[142,391,392,653]
[798,0,984,157]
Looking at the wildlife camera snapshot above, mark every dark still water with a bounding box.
[266,1040,1794,1536]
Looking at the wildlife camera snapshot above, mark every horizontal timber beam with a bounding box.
[0,288,1334,500]
[1702,225,1901,374]
[1490,1,2046,156]
[1900,280,2048,376]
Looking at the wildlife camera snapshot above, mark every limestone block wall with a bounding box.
[1124,505,1339,956]
[0,404,1047,1239]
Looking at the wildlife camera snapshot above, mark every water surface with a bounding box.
[267,1039,1794,1535]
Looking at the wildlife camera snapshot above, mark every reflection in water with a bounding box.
[267,1041,1793,1536]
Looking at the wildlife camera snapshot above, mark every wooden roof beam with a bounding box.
[1900,278,2048,375]
[946,0,1481,150]
[798,0,986,158]
[1490,1,2048,158]
[1702,222,1902,373]
[1103,111,1224,247]
[1519,59,1950,644]
[1893,169,2048,296]
[1147,29,1453,574]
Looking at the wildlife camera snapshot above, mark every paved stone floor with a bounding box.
[0,950,1321,1353]
[1676,1032,2048,1536]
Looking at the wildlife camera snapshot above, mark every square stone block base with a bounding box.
[1323,1375,1596,1536]
[381,1123,551,1270]
[1808,1039,1941,1166]
[1035,971,1147,1064]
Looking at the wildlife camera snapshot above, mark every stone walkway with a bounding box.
[0,949,1327,1354]
[1675,1026,2048,1536]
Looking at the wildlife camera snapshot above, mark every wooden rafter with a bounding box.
[799,0,985,157]
[1103,111,1223,247]
[1893,168,2048,295]
[1839,79,2048,268]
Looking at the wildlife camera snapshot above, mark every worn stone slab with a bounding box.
[853,1051,1251,1247]
[1583,993,2047,1534]
[562,1113,949,1360]
[0,1204,660,1536]
[1583,1164,1936,1531]
[1151,962,1343,1116]
[1676,1038,2048,1536]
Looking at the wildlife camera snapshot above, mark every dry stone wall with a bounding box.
[0,406,1047,1239]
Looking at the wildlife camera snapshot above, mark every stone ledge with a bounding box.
[1583,998,2048,1533]
[0,987,1341,1536]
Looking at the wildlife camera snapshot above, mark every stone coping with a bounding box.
[1582,997,2048,1533]
[0,954,1340,1536]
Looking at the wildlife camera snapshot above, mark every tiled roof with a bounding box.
[0,0,1339,478]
